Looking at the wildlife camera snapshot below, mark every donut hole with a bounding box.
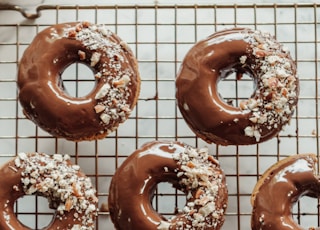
[152,182,187,220]
[14,195,54,229]
[60,62,96,98]
[292,196,319,227]
[218,70,256,107]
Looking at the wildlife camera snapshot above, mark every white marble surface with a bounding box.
[0,1,319,230]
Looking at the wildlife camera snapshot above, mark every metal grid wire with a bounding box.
[0,3,320,229]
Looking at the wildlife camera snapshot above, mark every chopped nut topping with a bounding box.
[113,74,131,88]
[65,198,73,212]
[75,23,83,32]
[90,52,101,67]
[95,83,110,100]
[100,113,111,124]
[94,104,106,113]
[13,152,98,230]
[82,21,90,28]
[68,30,76,38]
[187,161,196,168]
[239,100,248,110]
[158,145,227,229]
[195,188,204,199]
[240,29,298,142]
[64,22,135,128]
[240,55,247,64]
[157,221,171,230]
[78,50,86,60]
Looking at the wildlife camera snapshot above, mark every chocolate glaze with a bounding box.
[176,28,298,145]
[251,154,320,230]
[0,152,98,230]
[17,22,140,141]
[108,140,228,230]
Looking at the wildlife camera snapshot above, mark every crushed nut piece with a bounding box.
[94,104,106,113]
[78,50,86,60]
[90,52,101,67]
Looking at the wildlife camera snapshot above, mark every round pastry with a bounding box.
[108,140,228,230]
[17,21,140,141]
[176,28,298,145]
[0,152,98,230]
[251,153,320,230]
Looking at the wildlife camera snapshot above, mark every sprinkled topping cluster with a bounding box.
[66,22,134,129]
[239,29,298,142]
[158,145,227,229]
[13,152,98,230]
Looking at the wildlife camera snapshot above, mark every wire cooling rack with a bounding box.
[0,3,320,230]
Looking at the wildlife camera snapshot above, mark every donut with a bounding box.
[176,28,298,145]
[108,140,228,230]
[0,152,98,229]
[17,21,140,141]
[251,153,320,230]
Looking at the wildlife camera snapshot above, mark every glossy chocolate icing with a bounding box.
[251,154,320,230]
[108,140,228,230]
[176,28,298,145]
[17,22,140,141]
[0,152,98,230]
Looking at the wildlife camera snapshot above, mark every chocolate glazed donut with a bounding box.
[0,152,98,230]
[251,154,320,230]
[17,22,140,141]
[108,140,228,230]
[176,28,298,145]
